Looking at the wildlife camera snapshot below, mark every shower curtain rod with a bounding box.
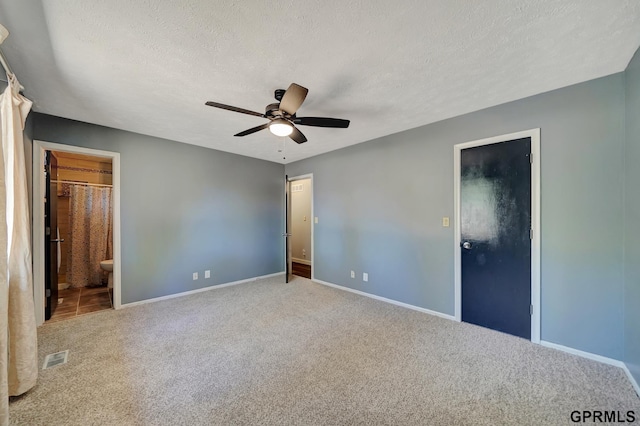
[0,49,14,77]
[54,180,113,188]
[0,51,25,91]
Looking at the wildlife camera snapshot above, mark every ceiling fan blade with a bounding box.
[293,117,350,128]
[205,101,265,118]
[234,123,270,137]
[279,83,308,116]
[289,126,308,144]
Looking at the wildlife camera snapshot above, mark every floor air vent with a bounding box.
[43,350,69,369]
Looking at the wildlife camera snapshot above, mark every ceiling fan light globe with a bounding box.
[269,119,293,137]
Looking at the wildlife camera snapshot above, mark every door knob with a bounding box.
[461,241,472,250]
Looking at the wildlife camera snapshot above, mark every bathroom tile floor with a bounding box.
[48,286,113,323]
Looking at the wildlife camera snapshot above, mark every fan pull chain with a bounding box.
[278,136,286,160]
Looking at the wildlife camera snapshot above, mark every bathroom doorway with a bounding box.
[287,174,314,280]
[33,141,121,326]
[48,150,114,322]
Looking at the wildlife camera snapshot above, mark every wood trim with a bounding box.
[57,165,112,174]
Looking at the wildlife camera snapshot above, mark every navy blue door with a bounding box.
[461,138,532,339]
[44,151,59,320]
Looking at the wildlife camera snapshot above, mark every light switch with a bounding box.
[442,217,450,227]
[314,217,318,224]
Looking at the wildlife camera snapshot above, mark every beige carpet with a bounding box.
[9,276,640,425]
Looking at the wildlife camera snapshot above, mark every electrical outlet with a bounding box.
[350,270,355,279]
[192,272,198,280]
[442,217,450,227]
[205,270,211,279]
[363,272,368,282]
[314,217,318,224]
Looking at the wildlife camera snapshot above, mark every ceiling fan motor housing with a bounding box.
[265,103,282,118]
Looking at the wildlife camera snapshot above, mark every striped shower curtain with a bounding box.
[66,185,113,288]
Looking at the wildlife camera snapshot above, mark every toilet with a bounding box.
[100,259,114,288]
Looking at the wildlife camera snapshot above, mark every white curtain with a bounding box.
[0,74,37,425]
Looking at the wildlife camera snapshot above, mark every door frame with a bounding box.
[453,128,541,343]
[32,140,122,326]
[286,173,314,280]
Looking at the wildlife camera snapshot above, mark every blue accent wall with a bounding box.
[33,114,285,304]
[286,74,626,360]
[624,46,640,389]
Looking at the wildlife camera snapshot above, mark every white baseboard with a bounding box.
[622,363,640,398]
[119,272,285,309]
[540,340,624,368]
[540,340,640,396]
[292,258,311,265]
[313,278,456,321]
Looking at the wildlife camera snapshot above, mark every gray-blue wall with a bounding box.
[625,47,640,387]
[33,113,285,304]
[286,74,626,360]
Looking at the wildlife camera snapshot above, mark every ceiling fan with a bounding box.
[205,83,350,144]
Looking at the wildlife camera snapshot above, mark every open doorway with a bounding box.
[286,174,314,281]
[46,150,114,322]
[33,141,121,326]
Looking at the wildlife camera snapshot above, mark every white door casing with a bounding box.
[32,140,122,326]
[453,129,541,343]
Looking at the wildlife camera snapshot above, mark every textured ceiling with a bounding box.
[1,1,639,164]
